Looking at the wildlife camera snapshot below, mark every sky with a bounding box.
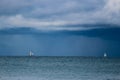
[0,0,120,57]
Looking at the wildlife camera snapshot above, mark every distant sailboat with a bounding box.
[29,51,34,56]
[104,53,107,58]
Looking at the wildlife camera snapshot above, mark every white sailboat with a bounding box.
[29,51,34,56]
[104,53,107,58]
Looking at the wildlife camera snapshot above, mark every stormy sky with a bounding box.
[0,0,120,57]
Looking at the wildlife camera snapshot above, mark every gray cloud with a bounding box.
[0,0,120,31]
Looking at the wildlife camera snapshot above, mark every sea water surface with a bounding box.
[0,57,120,80]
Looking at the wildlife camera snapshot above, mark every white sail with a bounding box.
[104,53,107,57]
[29,51,34,56]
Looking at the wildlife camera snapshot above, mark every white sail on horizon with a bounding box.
[29,51,34,56]
[104,53,107,57]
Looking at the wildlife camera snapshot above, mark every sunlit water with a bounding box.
[0,57,120,80]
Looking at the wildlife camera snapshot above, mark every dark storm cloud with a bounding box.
[0,24,120,41]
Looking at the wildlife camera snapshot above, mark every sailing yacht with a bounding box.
[29,51,34,56]
[104,53,107,58]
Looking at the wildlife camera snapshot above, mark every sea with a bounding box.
[0,56,120,80]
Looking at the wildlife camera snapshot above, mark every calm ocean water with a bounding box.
[0,57,120,80]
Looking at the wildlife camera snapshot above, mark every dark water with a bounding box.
[0,57,120,80]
